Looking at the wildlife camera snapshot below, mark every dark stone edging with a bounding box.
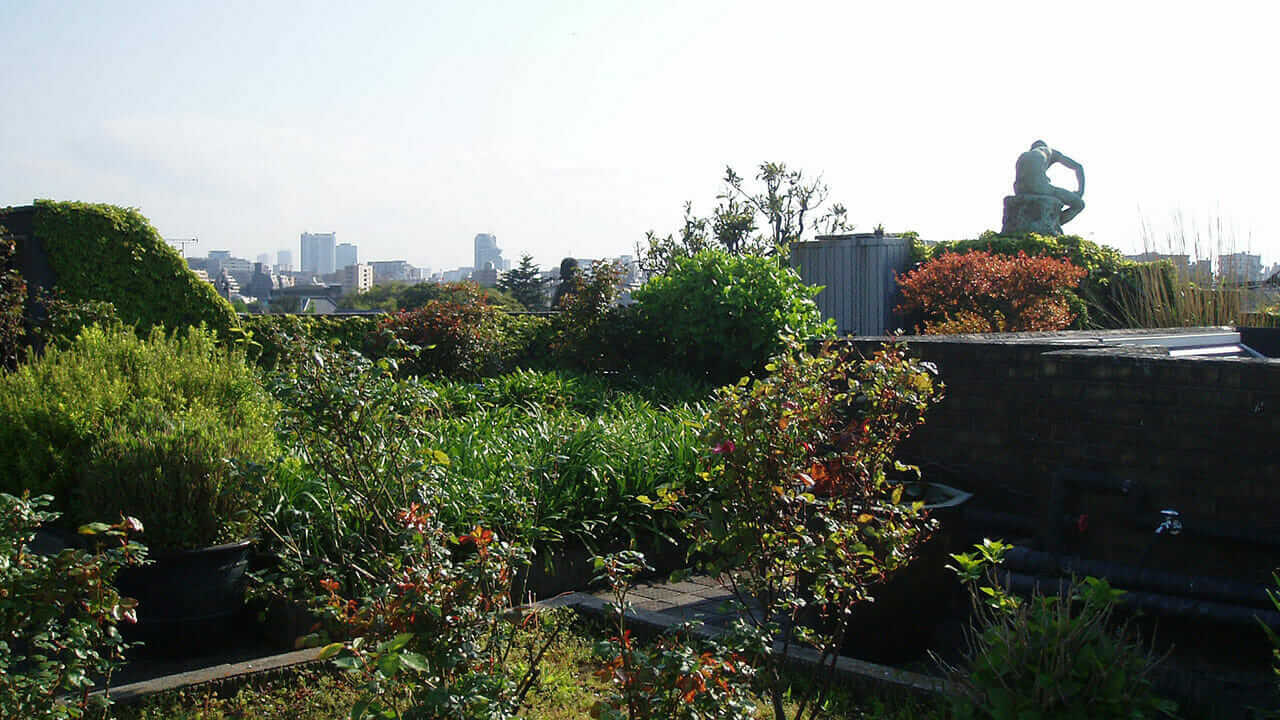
[98,592,949,706]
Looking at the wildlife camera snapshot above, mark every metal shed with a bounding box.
[789,232,912,336]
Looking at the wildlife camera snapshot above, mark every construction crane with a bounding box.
[166,237,199,257]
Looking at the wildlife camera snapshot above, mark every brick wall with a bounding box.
[843,331,1280,583]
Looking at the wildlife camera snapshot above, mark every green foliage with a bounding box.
[632,250,835,383]
[0,493,147,719]
[255,344,707,613]
[32,200,238,334]
[946,540,1176,719]
[428,385,705,547]
[0,324,278,550]
[31,290,119,350]
[255,343,448,608]
[239,313,385,370]
[0,227,25,370]
[340,280,523,312]
[499,254,550,310]
[639,163,852,275]
[672,339,941,720]
[551,260,625,369]
[591,551,756,720]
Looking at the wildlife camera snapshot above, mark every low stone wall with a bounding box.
[843,330,1280,583]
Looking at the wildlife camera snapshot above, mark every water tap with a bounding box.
[1155,509,1182,536]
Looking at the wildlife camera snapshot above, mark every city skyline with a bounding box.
[3,2,1278,270]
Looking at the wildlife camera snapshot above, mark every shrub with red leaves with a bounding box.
[896,250,1086,334]
[373,281,512,379]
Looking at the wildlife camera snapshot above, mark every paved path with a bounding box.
[592,574,754,631]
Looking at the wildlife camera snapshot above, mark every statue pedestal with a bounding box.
[1001,194,1063,236]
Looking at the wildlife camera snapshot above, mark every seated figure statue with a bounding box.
[1013,140,1085,225]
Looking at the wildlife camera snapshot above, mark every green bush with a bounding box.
[0,324,278,550]
[632,250,834,383]
[947,540,1176,719]
[32,200,238,334]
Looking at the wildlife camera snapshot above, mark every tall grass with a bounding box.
[1102,212,1274,328]
[1104,262,1247,329]
[424,386,706,547]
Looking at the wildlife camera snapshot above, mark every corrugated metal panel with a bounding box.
[790,234,912,336]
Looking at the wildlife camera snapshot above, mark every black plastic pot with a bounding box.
[840,482,974,664]
[115,540,253,656]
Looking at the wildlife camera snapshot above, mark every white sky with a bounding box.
[2,0,1277,272]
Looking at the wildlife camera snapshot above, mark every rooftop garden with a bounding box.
[4,198,1262,718]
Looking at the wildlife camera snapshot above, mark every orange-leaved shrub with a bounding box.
[896,250,1086,334]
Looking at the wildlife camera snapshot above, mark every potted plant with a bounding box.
[0,323,279,653]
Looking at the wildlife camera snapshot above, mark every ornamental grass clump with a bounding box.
[0,324,278,550]
[670,338,942,720]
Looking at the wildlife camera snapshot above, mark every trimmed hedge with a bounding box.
[33,200,237,334]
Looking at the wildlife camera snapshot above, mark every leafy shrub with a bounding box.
[32,200,238,334]
[946,540,1176,719]
[0,227,25,370]
[256,343,448,609]
[914,232,1132,329]
[632,250,834,383]
[671,339,940,719]
[239,313,386,370]
[592,551,756,720]
[31,290,119,350]
[550,260,624,369]
[896,250,1086,334]
[0,493,147,720]
[371,282,540,379]
[0,324,278,550]
[316,509,562,720]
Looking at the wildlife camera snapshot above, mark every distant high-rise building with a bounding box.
[338,264,374,295]
[472,262,499,288]
[300,232,336,275]
[256,253,272,266]
[369,260,419,285]
[335,243,358,270]
[1219,252,1263,283]
[276,249,294,273]
[474,233,503,274]
[206,250,233,277]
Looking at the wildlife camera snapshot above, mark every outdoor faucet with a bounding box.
[1155,509,1182,536]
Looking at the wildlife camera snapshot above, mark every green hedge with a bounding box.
[33,200,237,334]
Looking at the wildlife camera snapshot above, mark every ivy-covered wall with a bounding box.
[31,200,237,333]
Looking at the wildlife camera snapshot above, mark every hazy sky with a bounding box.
[3,1,1277,272]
